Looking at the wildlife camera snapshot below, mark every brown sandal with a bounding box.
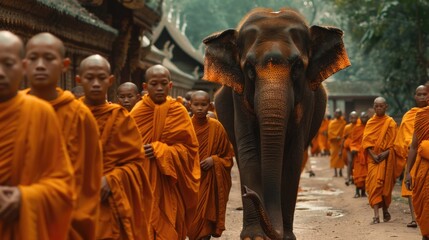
[383,212,391,222]
[371,217,380,224]
[407,221,417,228]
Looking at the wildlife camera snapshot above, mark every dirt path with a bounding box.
[221,155,422,240]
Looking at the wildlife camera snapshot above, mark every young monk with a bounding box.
[349,112,369,198]
[76,54,153,240]
[363,97,397,224]
[328,109,347,177]
[117,81,141,111]
[23,32,103,240]
[71,85,84,99]
[394,85,427,228]
[0,31,74,239]
[341,111,358,185]
[130,64,200,240]
[187,90,234,240]
[405,93,429,240]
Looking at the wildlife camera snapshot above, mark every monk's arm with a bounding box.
[405,134,418,190]
[366,148,379,163]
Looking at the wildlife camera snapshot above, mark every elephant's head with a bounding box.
[203,8,350,239]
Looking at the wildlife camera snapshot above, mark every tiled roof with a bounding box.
[325,79,381,97]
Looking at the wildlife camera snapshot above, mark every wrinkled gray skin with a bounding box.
[203,8,350,240]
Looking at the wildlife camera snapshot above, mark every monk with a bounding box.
[310,133,321,157]
[131,64,200,240]
[187,90,234,240]
[328,109,346,177]
[71,85,85,99]
[318,114,331,156]
[394,85,427,228]
[363,97,397,224]
[341,111,358,185]
[405,99,429,240]
[76,55,153,240]
[117,82,141,111]
[0,31,74,239]
[24,33,103,240]
[349,112,369,198]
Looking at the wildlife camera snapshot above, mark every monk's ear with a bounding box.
[203,29,243,94]
[307,26,351,90]
[108,75,115,86]
[143,82,147,90]
[75,75,82,84]
[209,102,214,111]
[62,58,71,73]
[168,81,173,89]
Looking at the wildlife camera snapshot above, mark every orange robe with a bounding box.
[317,118,330,152]
[86,101,153,240]
[411,106,429,236]
[24,88,103,240]
[188,117,234,240]
[0,92,74,239]
[328,117,346,168]
[349,123,367,188]
[393,108,420,197]
[362,115,397,207]
[341,123,356,165]
[131,96,200,240]
[310,133,320,156]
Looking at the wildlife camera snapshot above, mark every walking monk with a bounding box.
[318,114,330,156]
[341,111,358,185]
[394,85,427,228]
[77,55,153,240]
[328,109,346,177]
[131,64,200,240]
[117,82,141,111]
[24,32,103,239]
[187,90,234,240]
[405,88,429,240]
[349,112,369,198]
[0,31,74,239]
[363,97,397,224]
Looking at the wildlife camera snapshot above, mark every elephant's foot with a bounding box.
[240,224,268,240]
[283,230,296,240]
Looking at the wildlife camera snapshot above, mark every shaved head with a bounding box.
[0,31,24,58]
[27,32,65,58]
[145,64,171,82]
[414,85,428,108]
[118,82,139,95]
[191,90,210,102]
[374,97,387,104]
[360,111,369,124]
[373,96,388,117]
[79,54,111,75]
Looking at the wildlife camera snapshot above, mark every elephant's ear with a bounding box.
[203,29,244,94]
[307,26,351,90]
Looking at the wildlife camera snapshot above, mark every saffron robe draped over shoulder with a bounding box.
[349,123,367,188]
[0,92,74,240]
[86,101,153,240]
[393,107,420,197]
[188,117,234,240]
[24,88,103,240]
[362,115,397,208]
[131,96,200,240]
[328,117,346,168]
[411,106,429,236]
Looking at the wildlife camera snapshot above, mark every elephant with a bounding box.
[202,8,350,240]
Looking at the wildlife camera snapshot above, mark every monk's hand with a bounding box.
[377,150,389,162]
[144,144,156,160]
[0,186,21,221]
[405,172,412,190]
[200,157,214,171]
[369,151,379,163]
[100,176,111,202]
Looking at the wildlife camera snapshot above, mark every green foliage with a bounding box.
[331,0,429,115]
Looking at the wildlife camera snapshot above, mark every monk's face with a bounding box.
[334,110,342,119]
[144,69,172,104]
[360,114,369,124]
[25,39,69,89]
[414,87,427,108]
[190,94,210,119]
[77,63,113,105]
[373,101,387,117]
[349,114,358,124]
[0,40,23,102]
[117,86,140,111]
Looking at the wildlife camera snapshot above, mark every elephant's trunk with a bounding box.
[242,185,282,240]
[254,63,293,239]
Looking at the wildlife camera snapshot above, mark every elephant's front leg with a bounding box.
[232,94,266,239]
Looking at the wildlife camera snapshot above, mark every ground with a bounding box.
[221,155,422,240]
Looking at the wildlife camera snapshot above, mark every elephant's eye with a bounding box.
[247,66,255,80]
